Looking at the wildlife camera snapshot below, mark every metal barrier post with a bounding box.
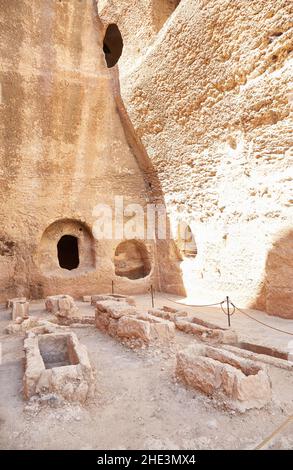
[226,296,231,327]
[150,284,154,308]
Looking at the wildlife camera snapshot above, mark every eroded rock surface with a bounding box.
[23,332,95,403]
[98,0,293,317]
[176,344,272,411]
[95,300,175,348]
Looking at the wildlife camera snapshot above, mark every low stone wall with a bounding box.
[149,306,188,321]
[222,344,293,371]
[150,306,237,345]
[95,301,175,349]
[57,315,95,326]
[6,317,40,334]
[175,318,237,345]
[6,316,69,335]
[45,295,79,316]
[176,344,272,412]
[23,332,95,403]
[91,294,136,307]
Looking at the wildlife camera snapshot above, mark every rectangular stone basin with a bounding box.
[38,334,78,369]
[23,332,94,403]
[176,344,272,411]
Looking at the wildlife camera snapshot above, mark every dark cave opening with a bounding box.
[103,24,123,68]
[57,235,79,270]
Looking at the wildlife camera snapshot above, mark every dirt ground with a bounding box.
[0,296,293,450]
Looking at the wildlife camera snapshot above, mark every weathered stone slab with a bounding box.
[7,297,26,309]
[149,306,188,321]
[95,300,137,319]
[45,294,79,319]
[176,344,272,411]
[116,316,151,344]
[91,294,136,307]
[175,318,237,345]
[95,303,175,349]
[137,312,176,346]
[12,301,29,321]
[23,332,94,403]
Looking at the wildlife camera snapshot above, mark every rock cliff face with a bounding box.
[0,0,184,301]
[98,0,293,317]
[0,0,292,318]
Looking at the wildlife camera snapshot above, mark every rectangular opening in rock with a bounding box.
[236,342,288,361]
[38,334,76,369]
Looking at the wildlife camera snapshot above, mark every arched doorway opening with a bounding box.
[177,222,197,258]
[114,240,151,280]
[38,219,96,275]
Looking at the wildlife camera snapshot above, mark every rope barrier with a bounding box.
[111,280,293,337]
[230,302,293,337]
[254,414,293,450]
[165,293,293,336]
[165,297,225,308]
[221,301,235,317]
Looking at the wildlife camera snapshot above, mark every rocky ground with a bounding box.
[0,298,293,450]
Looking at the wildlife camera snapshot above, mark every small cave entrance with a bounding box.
[57,235,79,271]
[114,240,151,280]
[103,24,123,68]
[38,219,96,275]
[177,223,197,259]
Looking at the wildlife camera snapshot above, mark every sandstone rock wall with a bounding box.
[1,0,292,317]
[0,0,183,301]
[98,0,293,317]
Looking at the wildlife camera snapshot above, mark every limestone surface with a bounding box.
[0,0,165,302]
[45,295,80,320]
[91,294,136,307]
[23,332,95,403]
[95,299,175,348]
[98,0,293,317]
[11,300,29,321]
[176,344,272,411]
[0,0,291,318]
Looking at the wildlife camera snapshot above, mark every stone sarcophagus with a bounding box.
[176,344,272,412]
[95,300,175,348]
[23,332,94,403]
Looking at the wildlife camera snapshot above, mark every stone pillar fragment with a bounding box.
[12,301,29,321]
